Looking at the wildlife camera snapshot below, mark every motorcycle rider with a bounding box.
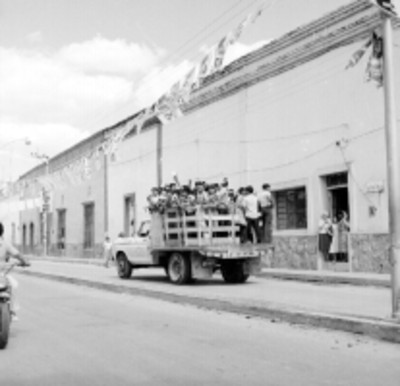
[0,222,30,320]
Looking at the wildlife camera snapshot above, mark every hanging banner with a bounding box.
[198,48,216,79]
[181,65,200,101]
[214,36,230,70]
[345,38,373,69]
[370,0,398,16]
[228,15,252,45]
[365,32,384,86]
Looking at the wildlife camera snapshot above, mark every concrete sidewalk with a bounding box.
[259,268,390,288]
[18,257,400,344]
[27,255,391,287]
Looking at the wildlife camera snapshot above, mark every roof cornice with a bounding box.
[184,0,390,113]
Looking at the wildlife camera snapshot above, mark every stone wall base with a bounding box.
[350,234,390,273]
[262,233,391,274]
[262,235,318,270]
[24,243,103,259]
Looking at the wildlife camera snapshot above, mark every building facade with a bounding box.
[1,0,398,271]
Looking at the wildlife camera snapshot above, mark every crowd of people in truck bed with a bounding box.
[146,176,274,244]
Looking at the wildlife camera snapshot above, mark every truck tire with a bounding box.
[116,253,133,279]
[221,261,249,284]
[0,302,11,349]
[167,253,191,285]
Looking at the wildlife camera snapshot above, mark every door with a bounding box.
[29,222,34,252]
[324,172,350,271]
[119,221,152,265]
[124,194,136,237]
[83,203,95,249]
[57,209,66,250]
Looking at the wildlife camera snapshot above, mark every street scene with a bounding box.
[1,0,400,385]
[1,269,400,386]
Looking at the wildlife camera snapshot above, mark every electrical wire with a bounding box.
[85,0,268,132]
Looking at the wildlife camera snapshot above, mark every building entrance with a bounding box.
[124,194,136,237]
[325,172,350,269]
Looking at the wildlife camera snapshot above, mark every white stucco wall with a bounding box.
[107,129,157,240]
[155,33,400,237]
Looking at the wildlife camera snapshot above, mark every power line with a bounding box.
[199,123,349,144]
[86,0,268,132]
[200,125,385,182]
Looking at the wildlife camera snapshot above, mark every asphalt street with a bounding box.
[24,261,393,320]
[0,274,399,386]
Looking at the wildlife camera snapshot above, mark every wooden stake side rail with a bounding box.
[160,209,240,248]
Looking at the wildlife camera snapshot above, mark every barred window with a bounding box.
[275,187,307,230]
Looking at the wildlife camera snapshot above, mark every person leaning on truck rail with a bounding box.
[258,183,274,244]
[242,185,261,244]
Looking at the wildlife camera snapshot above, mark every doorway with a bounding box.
[57,209,66,251]
[124,194,136,237]
[324,172,350,269]
[29,222,35,252]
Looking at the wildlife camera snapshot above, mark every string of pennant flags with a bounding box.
[6,0,396,201]
[0,1,270,201]
[345,31,384,86]
[101,1,269,150]
[345,1,399,86]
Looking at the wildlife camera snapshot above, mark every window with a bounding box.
[83,203,95,249]
[325,172,347,188]
[275,187,307,230]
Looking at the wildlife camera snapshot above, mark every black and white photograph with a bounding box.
[0,1,400,385]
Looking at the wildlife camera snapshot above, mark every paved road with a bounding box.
[1,275,399,386]
[26,261,393,320]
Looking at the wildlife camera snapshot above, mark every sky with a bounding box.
[0,0,353,181]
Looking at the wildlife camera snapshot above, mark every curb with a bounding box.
[19,269,400,344]
[27,257,390,288]
[27,256,104,266]
[257,271,390,288]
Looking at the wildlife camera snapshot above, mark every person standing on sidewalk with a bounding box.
[103,236,113,268]
[337,211,350,262]
[318,212,333,264]
[258,183,274,244]
[329,216,339,263]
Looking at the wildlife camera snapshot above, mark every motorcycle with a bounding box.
[0,261,29,349]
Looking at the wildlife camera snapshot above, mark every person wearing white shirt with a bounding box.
[243,186,261,243]
[258,183,274,243]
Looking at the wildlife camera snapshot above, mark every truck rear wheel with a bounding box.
[221,261,249,284]
[168,253,191,285]
[116,253,133,279]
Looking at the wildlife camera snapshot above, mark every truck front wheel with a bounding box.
[221,261,249,284]
[116,253,133,279]
[168,253,191,285]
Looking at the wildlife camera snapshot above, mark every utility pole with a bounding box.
[32,151,50,257]
[156,123,163,187]
[103,152,109,237]
[382,13,400,319]
[43,159,50,257]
